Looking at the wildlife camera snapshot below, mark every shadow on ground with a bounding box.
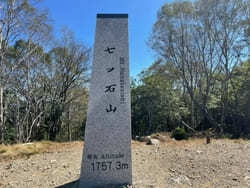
[56,180,131,188]
[56,180,79,188]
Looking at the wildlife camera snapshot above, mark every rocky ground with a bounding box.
[0,138,250,188]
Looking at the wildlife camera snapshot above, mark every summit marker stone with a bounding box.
[79,14,132,187]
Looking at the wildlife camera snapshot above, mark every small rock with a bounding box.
[244,176,250,181]
[168,175,191,186]
[50,160,56,164]
[196,150,203,154]
[5,163,12,170]
[23,168,29,172]
[42,166,51,171]
[22,143,33,146]
[137,136,151,142]
[24,179,33,182]
[169,168,176,173]
[50,181,56,186]
[146,138,160,145]
[63,164,69,168]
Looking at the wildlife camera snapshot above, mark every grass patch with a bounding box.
[0,147,7,154]
[0,141,55,161]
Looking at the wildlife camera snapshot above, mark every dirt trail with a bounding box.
[0,139,250,188]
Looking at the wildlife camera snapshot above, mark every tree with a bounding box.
[229,60,250,137]
[0,0,52,143]
[150,0,249,131]
[44,29,90,141]
[59,87,88,141]
[8,40,50,142]
[4,30,90,143]
[131,60,187,136]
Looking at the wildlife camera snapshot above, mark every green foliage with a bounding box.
[147,0,250,137]
[1,27,89,143]
[131,60,187,137]
[1,0,250,144]
[171,127,188,140]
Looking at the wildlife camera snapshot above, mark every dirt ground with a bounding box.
[0,138,250,188]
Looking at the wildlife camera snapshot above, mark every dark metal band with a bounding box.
[97,14,128,18]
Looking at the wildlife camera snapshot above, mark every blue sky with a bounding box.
[39,0,170,77]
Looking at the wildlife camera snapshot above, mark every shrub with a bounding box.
[171,127,188,140]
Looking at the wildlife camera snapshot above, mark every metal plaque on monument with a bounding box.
[79,14,132,187]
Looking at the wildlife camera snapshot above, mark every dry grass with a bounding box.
[0,141,83,162]
[0,141,59,161]
[232,138,247,144]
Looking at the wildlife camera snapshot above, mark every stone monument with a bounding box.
[79,14,132,187]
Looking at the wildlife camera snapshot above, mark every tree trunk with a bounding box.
[67,109,71,142]
[191,99,195,129]
[147,110,153,135]
[49,126,57,141]
[0,86,3,144]
[220,79,229,134]
[66,97,72,142]
[0,23,3,144]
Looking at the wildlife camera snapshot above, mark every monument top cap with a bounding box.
[97,14,128,18]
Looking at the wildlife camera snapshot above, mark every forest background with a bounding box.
[0,0,249,144]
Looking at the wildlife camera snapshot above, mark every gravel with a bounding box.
[0,139,250,188]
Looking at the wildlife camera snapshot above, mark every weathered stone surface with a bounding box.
[79,14,132,187]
